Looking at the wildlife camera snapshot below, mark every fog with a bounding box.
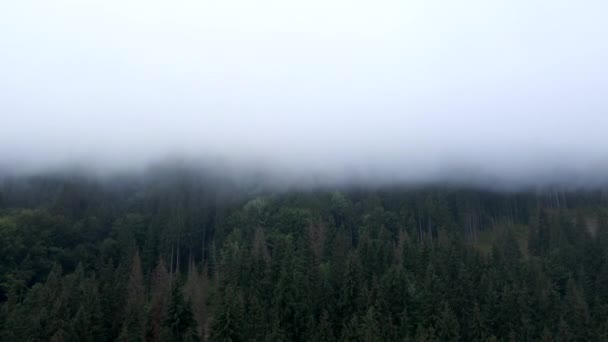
[1,0,607,188]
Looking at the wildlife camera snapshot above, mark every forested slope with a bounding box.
[1,174,608,341]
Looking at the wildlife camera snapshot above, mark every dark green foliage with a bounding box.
[118,251,146,342]
[2,175,608,341]
[164,281,199,342]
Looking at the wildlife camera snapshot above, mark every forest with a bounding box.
[1,170,608,341]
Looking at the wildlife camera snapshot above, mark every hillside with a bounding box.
[1,174,608,341]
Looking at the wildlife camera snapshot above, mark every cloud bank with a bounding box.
[1,0,607,187]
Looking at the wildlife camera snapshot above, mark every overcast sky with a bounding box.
[0,0,607,186]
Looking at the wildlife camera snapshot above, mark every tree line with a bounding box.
[1,175,608,341]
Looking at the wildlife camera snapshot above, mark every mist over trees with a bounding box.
[1,168,608,341]
[2,0,607,340]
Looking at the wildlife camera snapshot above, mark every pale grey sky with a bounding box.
[0,0,607,186]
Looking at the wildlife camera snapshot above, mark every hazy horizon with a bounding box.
[1,0,607,188]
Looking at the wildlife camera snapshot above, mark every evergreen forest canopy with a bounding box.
[1,167,608,341]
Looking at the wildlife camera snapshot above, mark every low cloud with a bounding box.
[1,0,607,189]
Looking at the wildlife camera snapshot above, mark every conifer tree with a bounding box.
[148,258,170,342]
[164,281,198,342]
[118,251,146,342]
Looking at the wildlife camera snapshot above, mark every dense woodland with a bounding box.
[1,171,608,341]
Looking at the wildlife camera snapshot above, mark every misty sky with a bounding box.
[1,0,607,185]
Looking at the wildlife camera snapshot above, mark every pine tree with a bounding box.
[147,258,170,342]
[118,251,146,342]
[164,281,198,342]
[68,305,93,342]
[184,261,208,340]
[209,285,244,342]
[563,279,591,341]
[435,302,460,341]
[359,306,382,342]
[316,310,336,342]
